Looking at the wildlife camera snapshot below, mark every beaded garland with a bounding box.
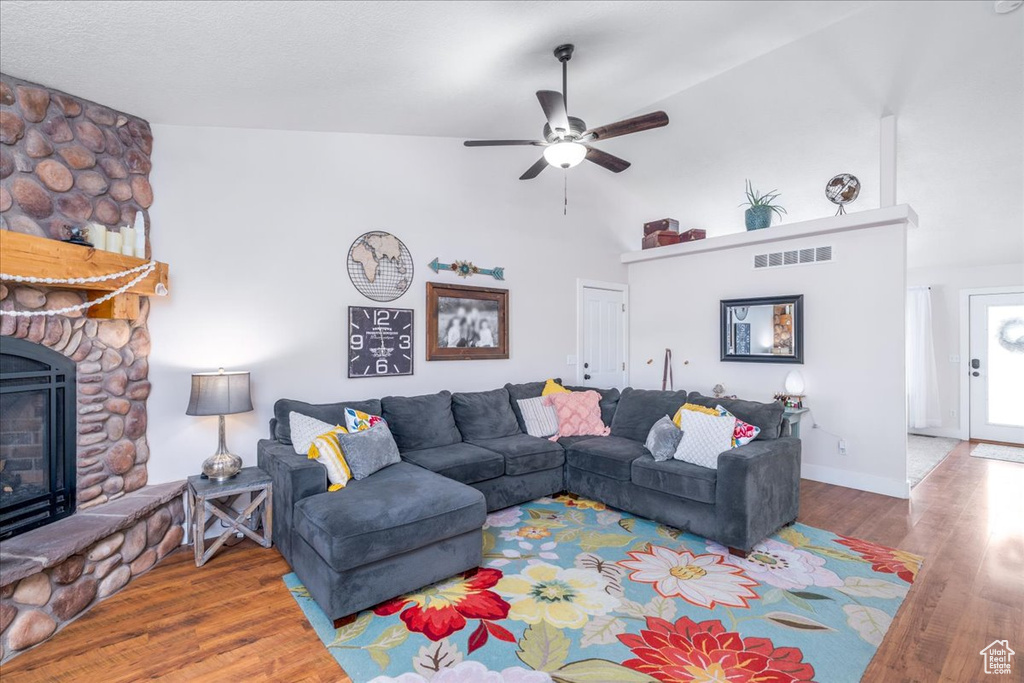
[0,261,161,317]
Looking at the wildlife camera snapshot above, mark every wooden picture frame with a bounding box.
[426,282,509,361]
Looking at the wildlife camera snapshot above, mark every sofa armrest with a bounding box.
[715,437,800,552]
[257,439,327,566]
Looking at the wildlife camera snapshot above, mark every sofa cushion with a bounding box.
[554,435,604,450]
[293,461,485,572]
[686,393,785,440]
[452,388,521,440]
[273,398,381,445]
[505,379,561,433]
[564,435,650,481]
[610,388,690,442]
[381,391,462,451]
[401,442,505,484]
[631,454,717,505]
[564,386,621,427]
[468,434,565,476]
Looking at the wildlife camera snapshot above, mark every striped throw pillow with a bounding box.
[308,429,353,490]
[517,396,559,437]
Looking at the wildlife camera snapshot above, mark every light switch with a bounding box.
[949,354,960,363]
[566,355,577,366]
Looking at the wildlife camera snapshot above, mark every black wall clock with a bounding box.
[348,307,414,378]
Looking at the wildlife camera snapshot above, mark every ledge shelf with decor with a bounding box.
[621,205,918,264]
[0,231,170,320]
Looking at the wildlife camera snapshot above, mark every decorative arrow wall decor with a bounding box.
[428,258,505,281]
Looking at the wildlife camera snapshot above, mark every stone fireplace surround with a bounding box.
[0,74,183,662]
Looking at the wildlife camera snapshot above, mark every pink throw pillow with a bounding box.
[544,391,611,441]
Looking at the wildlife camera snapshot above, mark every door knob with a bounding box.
[584,374,591,380]
[972,371,980,377]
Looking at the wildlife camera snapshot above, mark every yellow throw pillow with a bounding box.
[672,402,720,428]
[307,427,353,491]
[542,379,571,396]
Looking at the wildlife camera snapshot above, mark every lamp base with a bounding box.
[201,451,242,481]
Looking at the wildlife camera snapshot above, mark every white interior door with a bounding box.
[969,292,1024,444]
[579,284,627,389]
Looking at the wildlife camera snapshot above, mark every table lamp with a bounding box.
[186,368,253,481]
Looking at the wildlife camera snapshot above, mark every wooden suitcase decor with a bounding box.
[642,230,683,249]
[679,228,706,242]
[643,218,679,235]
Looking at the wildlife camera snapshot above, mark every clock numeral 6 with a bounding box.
[376,359,389,374]
[350,334,363,350]
[399,335,411,350]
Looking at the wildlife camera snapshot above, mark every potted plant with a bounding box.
[740,180,787,230]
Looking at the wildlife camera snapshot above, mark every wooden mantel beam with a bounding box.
[0,231,169,297]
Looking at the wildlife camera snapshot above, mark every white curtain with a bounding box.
[907,286,941,429]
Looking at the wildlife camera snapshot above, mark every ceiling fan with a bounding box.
[464,44,669,180]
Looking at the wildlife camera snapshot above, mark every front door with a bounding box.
[580,284,627,389]
[969,292,1024,444]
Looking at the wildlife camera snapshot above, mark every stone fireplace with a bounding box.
[0,337,77,540]
[0,74,182,662]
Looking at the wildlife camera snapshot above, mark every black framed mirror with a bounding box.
[721,295,804,364]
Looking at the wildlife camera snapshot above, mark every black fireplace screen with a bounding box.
[0,336,77,540]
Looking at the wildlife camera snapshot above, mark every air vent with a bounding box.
[753,245,834,270]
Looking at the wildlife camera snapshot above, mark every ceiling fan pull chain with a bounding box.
[564,171,568,216]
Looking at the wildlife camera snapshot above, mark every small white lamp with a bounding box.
[784,370,805,396]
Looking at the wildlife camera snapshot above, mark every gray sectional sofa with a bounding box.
[257,381,800,623]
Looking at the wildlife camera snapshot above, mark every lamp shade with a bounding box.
[784,370,805,396]
[186,369,253,416]
[543,141,587,169]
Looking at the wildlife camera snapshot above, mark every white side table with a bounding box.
[783,407,810,438]
[186,466,272,567]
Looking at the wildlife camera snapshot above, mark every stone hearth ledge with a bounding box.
[0,481,185,587]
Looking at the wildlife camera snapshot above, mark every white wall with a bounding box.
[145,124,638,483]
[627,221,909,498]
[907,263,1024,438]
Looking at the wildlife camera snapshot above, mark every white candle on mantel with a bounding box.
[106,230,123,254]
[132,212,146,257]
[88,223,106,250]
[121,227,135,257]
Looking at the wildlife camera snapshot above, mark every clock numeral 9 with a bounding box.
[376,359,389,374]
[350,334,363,350]
[399,335,411,350]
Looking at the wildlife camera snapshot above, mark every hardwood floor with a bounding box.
[2,441,1021,682]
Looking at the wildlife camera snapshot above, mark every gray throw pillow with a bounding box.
[644,415,682,462]
[337,423,401,480]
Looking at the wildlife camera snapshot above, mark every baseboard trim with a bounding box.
[909,427,965,440]
[801,463,910,500]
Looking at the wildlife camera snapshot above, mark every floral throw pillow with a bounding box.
[716,404,761,447]
[544,390,611,441]
[344,407,386,433]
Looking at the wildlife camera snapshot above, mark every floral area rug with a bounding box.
[284,494,922,683]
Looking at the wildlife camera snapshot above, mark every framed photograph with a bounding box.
[348,306,414,377]
[426,282,508,361]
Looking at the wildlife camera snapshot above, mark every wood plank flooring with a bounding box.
[2,441,1021,682]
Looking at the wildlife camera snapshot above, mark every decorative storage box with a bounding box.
[642,230,683,249]
[643,218,679,235]
[679,228,706,242]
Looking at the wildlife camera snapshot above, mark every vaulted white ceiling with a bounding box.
[0,0,867,137]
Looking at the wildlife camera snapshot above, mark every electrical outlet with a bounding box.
[949,409,957,418]
[838,439,847,455]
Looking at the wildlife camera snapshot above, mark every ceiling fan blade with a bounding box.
[464,139,544,147]
[537,90,570,135]
[584,111,669,141]
[519,156,549,180]
[585,146,631,173]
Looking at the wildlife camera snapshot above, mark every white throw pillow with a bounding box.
[517,396,559,437]
[289,412,337,455]
[673,410,736,469]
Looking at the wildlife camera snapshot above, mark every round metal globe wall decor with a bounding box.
[825,173,861,215]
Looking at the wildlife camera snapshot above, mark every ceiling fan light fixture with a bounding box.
[543,141,587,169]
